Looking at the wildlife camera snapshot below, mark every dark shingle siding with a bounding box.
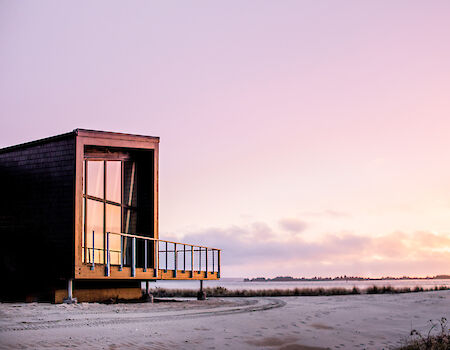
[0,136,76,289]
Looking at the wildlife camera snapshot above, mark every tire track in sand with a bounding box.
[0,298,286,332]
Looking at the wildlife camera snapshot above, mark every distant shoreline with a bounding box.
[150,285,450,298]
[244,275,450,282]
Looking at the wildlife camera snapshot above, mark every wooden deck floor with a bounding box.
[76,263,219,280]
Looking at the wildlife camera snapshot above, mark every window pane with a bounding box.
[123,161,137,207]
[106,204,121,233]
[106,161,121,203]
[83,160,85,194]
[86,199,104,263]
[123,209,137,234]
[106,204,121,265]
[87,161,104,199]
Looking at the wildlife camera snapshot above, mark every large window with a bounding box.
[82,159,137,265]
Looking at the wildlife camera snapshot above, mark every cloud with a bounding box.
[278,218,308,234]
[173,223,450,278]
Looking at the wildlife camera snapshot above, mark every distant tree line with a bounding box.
[244,275,450,282]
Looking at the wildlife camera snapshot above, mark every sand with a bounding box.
[0,290,449,350]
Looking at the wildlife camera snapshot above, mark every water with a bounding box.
[145,278,450,291]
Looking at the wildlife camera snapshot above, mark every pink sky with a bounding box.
[1,1,449,277]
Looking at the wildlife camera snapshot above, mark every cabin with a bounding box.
[0,129,220,303]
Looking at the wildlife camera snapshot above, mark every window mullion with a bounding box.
[103,160,106,264]
[84,160,88,263]
[121,161,124,234]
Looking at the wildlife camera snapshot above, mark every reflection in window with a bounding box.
[86,199,104,263]
[106,204,121,233]
[83,158,139,266]
[106,204,122,265]
[106,161,121,203]
[87,161,104,199]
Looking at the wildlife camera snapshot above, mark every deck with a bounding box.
[76,231,220,280]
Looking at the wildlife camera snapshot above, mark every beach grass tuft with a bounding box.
[398,317,449,350]
[149,285,449,298]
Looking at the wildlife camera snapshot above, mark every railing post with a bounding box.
[183,245,186,273]
[143,239,148,272]
[205,248,208,278]
[119,235,123,271]
[165,241,168,273]
[154,240,158,278]
[191,245,194,278]
[131,237,136,277]
[173,243,177,277]
[85,232,218,280]
[218,250,221,278]
[90,230,95,270]
[105,232,110,276]
[84,227,87,263]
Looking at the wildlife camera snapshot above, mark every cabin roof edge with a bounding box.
[0,130,76,154]
[75,129,160,143]
[0,129,160,154]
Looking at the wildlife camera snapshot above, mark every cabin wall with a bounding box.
[0,136,75,299]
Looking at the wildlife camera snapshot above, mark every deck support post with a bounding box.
[142,281,154,303]
[197,279,206,300]
[63,279,77,304]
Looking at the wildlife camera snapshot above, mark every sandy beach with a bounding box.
[0,290,449,350]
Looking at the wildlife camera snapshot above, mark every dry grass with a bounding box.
[149,285,449,298]
[398,317,449,350]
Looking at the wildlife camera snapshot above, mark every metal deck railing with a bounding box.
[82,231,221,278]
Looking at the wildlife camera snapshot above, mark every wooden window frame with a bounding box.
[82,159,138,264]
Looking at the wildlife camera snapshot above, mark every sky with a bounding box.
[1,1,449,278]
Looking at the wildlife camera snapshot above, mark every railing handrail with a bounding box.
[83,230,221,279]
[106,231,221,251]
